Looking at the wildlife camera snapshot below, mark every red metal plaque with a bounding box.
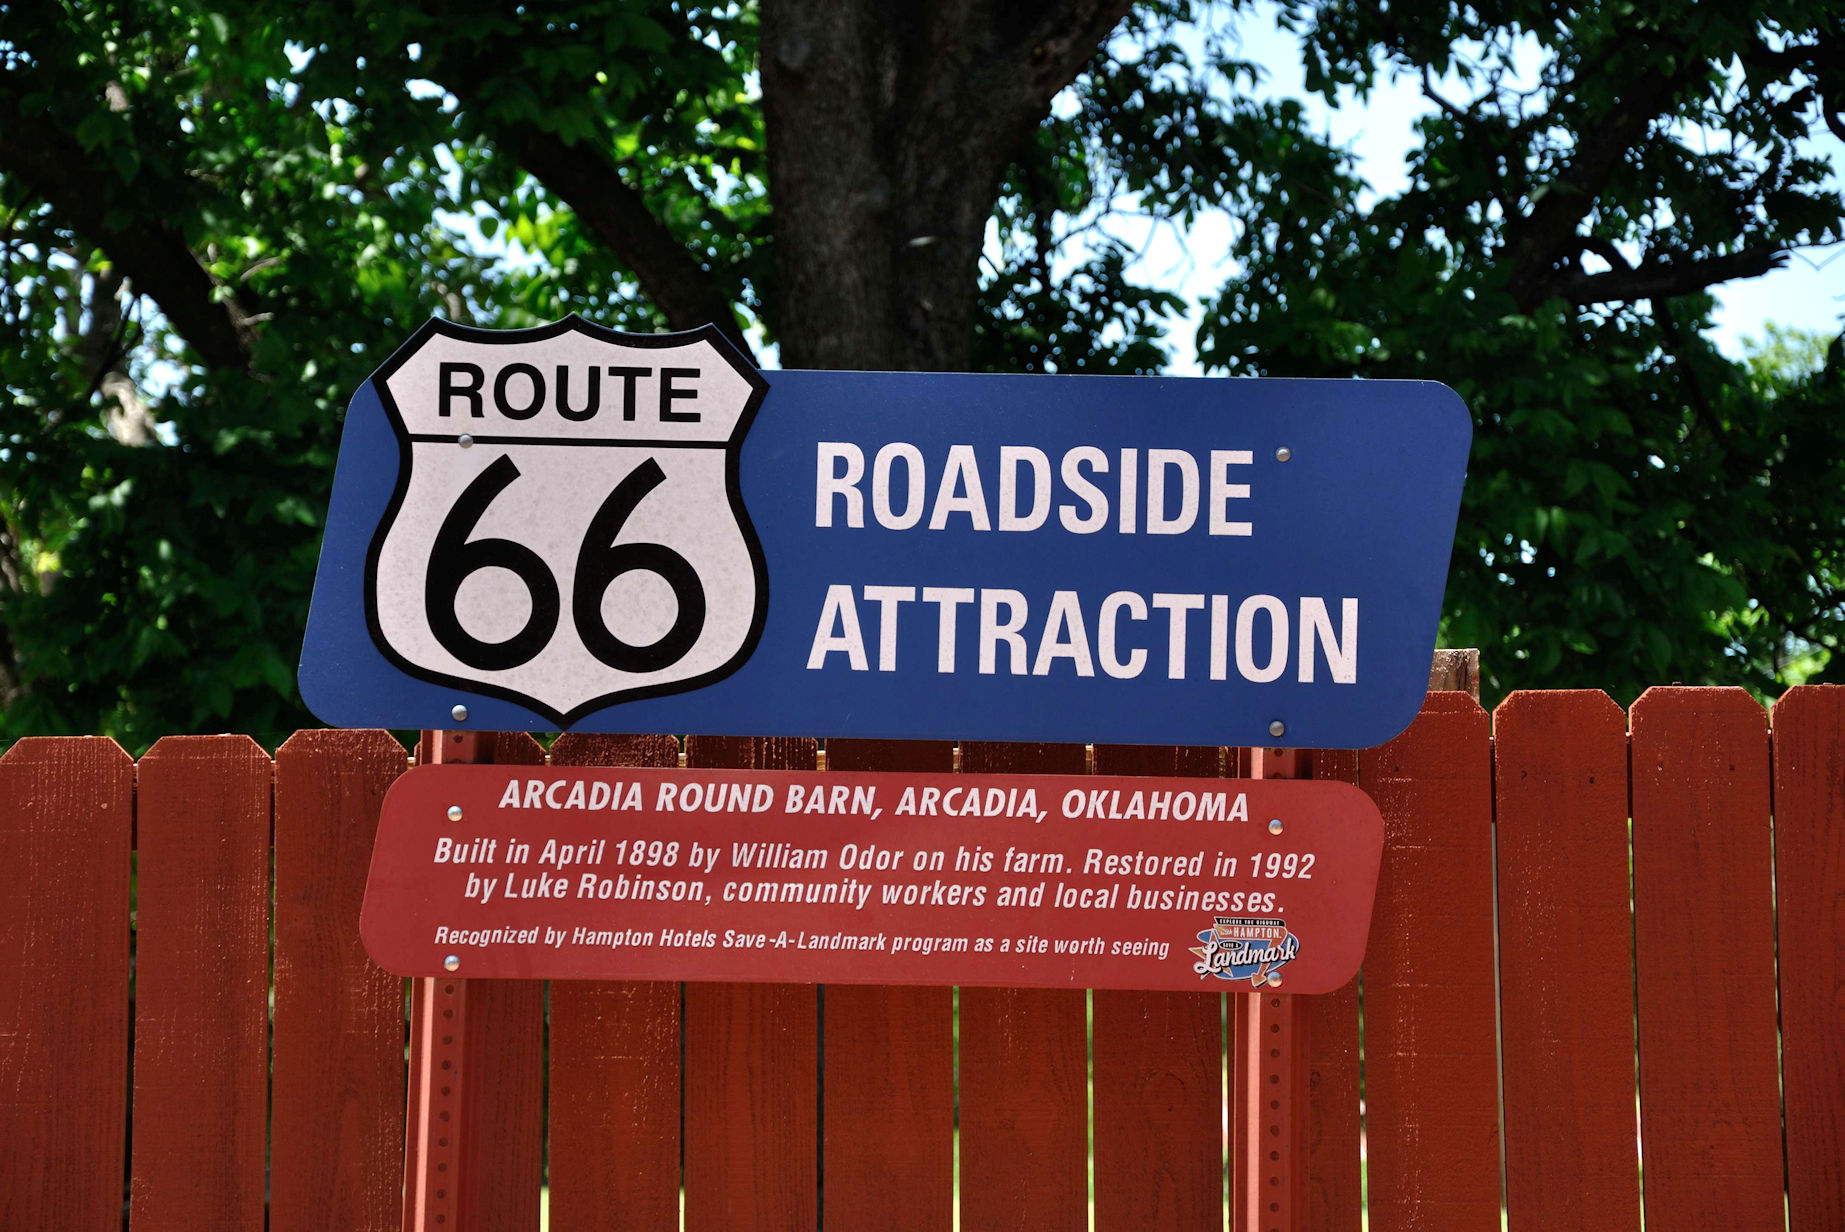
[360,767,1383,995]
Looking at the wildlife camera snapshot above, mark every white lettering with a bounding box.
[1209,450,1253,535]
[1299,597,1358,683]
[929,445,990,530]
[998,446,1052,532]
[807,584,868,670]
[979,589,1029,675]
[922,587,975,673]
[816,442,863,527]
[872,443,926,530]
[1099,591,1148,679]
[1151,592,1204,680]
[1032,590,1095,676]
[1059,446,1109,533]
[1118,448,1138,533]
[862,585,916,672]
[1146,449,1199,534]
[1236,594,1289,683]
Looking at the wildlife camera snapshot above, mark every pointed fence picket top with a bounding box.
[1768,685,1845,1231]
[130,735,273,1229]
[1492,691,1640,1230]
[0,737,133,1232]
[271,729,410,1232]
[1359,691,1501,1232]
[1630,687,1783,1232]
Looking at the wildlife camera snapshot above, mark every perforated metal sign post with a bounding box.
[300,315,1471,752]
[401,729,475,1232]
[1238,746,1313,1232]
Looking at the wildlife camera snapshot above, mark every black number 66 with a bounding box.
[424,454,705,672]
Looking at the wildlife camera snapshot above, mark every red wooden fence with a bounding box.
[2,686,1842,1229]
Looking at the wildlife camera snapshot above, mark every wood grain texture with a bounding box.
[821,739,956,1231]
[1358,693,1501,1232]
[0,737,133,1231]
[1630,688,1782,1232]
[1304,746,1361,1232]
[1089,743,1223,1231]
[456,732,547,1232]
[682,735,819,1232]
[1771,686,1845,1230]
[129,735,272,1231]
[1493,691,1640,1230]
[547,732,684,1232]
[271,729,409,1232]
[957,739,1090,1231]
[1428,647,1481,700]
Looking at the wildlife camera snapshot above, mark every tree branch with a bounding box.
[1418,65,1520,225]
[1555,246,1788,304]
[981,0,1140,132]
[0,96,260,372]
[1507,47,1709,308]
[483,121,749,350]
[432,56,749,352]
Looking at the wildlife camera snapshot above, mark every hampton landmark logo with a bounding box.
[1191,915,1300,987]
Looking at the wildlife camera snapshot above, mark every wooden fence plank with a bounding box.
[129,735,272,1231]
[458,732,547,1232]
[1304,746,1361,1232]
[1493,691,1640,1231]
[1630,688,1782,1232]
[682,736,819,1232]
[1359,693,1500,1232]
[957,740,1090,1231]
[0,737,133,1231]
[547,732,684,1232]
[271,730,409,1232]
[1089,744,1224,1231]
[1772,685,1845,1230]
[821,739,957,1231]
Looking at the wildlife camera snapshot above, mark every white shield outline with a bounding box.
[361,314,769,726]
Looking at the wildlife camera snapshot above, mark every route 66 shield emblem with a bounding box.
[363,316,767,726]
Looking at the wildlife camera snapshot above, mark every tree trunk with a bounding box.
[761,2,987,371]
[760,0,1135,372]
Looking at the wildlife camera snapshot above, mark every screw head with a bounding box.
[451,703,469,723]
[442,955,460,972]
[1275,446,1292,463]
[1268,719,1286,738]
[458,433,474,449]
[447,805,464,822]
[1268,818,1284,835]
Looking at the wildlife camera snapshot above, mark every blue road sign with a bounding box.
[299,316,1470,748]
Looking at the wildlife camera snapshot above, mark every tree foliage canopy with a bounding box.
[2,0,1842,749]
